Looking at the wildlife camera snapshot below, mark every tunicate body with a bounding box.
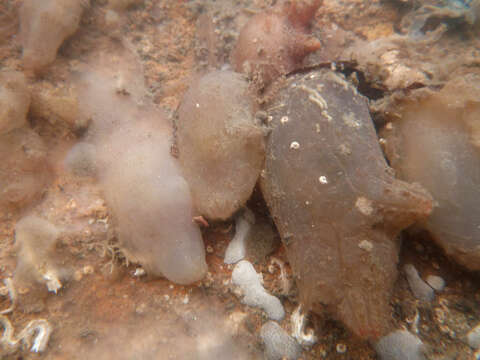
[260,70,432,340]
[0,128,48,209]
[77,62,207,285]
[231,0,321,89]
[14,216,61,293]
[20,0,85,71]
[64,142,97,177]
[176,70,265,220]
[382,83,480,270]
[0,71,30,134]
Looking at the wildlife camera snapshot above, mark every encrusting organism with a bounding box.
[231,0,322,89]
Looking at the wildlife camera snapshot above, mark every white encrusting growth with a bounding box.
[224,209,255,264]
[467,324,480,349]
[261,321,301,360]
[404,264,434,302]
[375,330,425,360]
[232,260,285,320]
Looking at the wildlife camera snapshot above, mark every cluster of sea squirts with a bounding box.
[3,0,480,357]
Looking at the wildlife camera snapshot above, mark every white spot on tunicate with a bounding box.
[305,201,310,205]
[319,176,328,184]
[339,143,351,155]
[358,240,373,252]
[321,110,332,122]
[326,71,351,91]
[281,116,289,124]
[182,295,189,304]
[379,138,387,145]
[195,103,200,108]
[315,123,321,133]
[385,122,393,130]
[299,85,328,110]
[343,112,362,129]
[356,197,374,216]
[336,343,347,353]
[290,141,300,150]
[309,95,327,110]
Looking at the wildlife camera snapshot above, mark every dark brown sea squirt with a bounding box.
[231,0,321,89]
[260,70,432,340]
[176,70,265,220]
